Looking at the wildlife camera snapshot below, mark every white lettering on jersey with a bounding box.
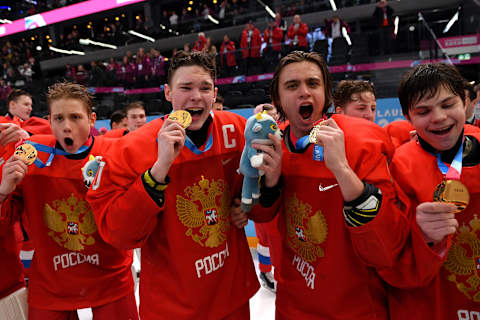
[53,252,99,271]
[222,124,236,149]
[458,310,480,320]
[195,243,229,278]
[292,254,315,290]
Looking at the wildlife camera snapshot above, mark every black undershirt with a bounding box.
[186,116,212,148]
[417,130,480,167]
[55,136,94,160]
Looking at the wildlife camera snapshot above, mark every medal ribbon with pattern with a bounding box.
[291,119,325,161]
[433,137,470,212]
[169,110,214,155]
[21,140,91,168]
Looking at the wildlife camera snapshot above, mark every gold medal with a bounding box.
[308,121,326,144]
[433,179,470,213]
[169,110,192,129]
[14,144,37,166]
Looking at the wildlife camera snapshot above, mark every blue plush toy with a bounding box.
[239,112,282,212]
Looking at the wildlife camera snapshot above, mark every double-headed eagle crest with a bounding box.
[444,214,480,302]
[44,194,97,251]
[176,176,230,248]
[286,193,328,263]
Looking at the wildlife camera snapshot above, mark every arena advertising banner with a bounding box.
[0,0,145,38]
[375,98,405,127]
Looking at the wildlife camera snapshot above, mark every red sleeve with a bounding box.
[86,119,164,250]
[87,167,161,249]
[375,147,446,288]
[346,147,410,268]
[335,115,410,268]
[0,189,23,232]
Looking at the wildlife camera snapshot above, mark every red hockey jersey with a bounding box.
[266,114,409,319]
[387,128,480,320]
[0,115,51,300]
[0,135,133,310]
[87,111,261,319]
[0,221,25,299]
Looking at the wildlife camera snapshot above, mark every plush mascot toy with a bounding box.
[239,112,281,212]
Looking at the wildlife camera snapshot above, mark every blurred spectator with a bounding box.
[218,1,227,25]
[373,0,395,55]
[204,38,217,56]
[144,16,154,35]
[135,48,151,88]
[0,79,11,104]
[192,8,202,33]
[184,43,192,53]
[170,11,179,27]
[29,57,41,81]
[118,56,136,88]
[464,80,478,126]
[240,21,262,75]
[202,4,211,20]
[193,32,208,51]
[220,34,237,76]
[18,62,34,83]
[150,49,166,86]
[65,64,76,81]
[75,65,88,85]
[160,10,170,29]
[107,57,120,73]
[263,18,284,72]
[6,67,24,88]
[275,11,288,32]
[308,26,328,59]
[89,61,104,86]
[105,57,119,85]
[325,15,352,63]
[287,14,309,53]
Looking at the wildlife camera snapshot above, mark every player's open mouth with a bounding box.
[430,124,454,135]
[186,108,203,117]
[64,137,74,146]
[299,104,313,120]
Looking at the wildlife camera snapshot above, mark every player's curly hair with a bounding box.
[333,80,376,109]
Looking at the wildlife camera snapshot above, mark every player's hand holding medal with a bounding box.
[15,143,37,166]
[433,139,469,213]
[169,110,192,129]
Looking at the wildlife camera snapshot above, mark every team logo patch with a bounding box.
[176,176,230,248]
[286,194,327,263]
[81,155,103,189]
[444,213,480,302]
[204,209,218,225]
[44,194,97,251]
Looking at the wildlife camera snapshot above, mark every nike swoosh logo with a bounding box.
[318,183,338,192]
[222,158,233,165]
